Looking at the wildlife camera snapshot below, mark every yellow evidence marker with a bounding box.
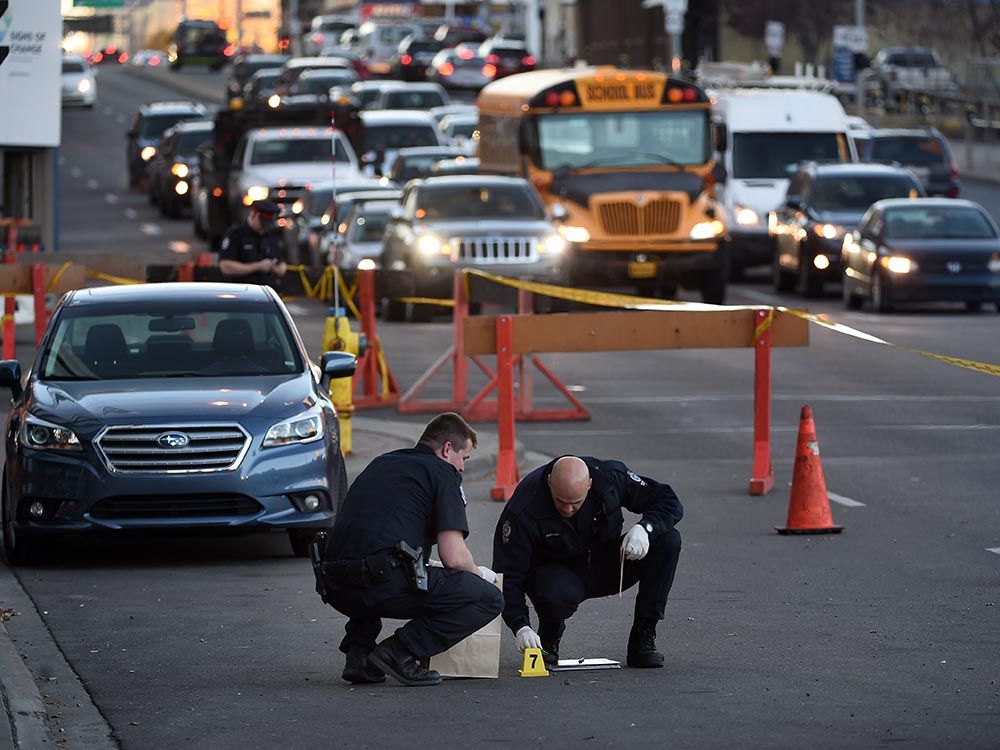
[519,648,549,678]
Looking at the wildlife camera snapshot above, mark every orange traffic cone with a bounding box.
[776,405,843,535]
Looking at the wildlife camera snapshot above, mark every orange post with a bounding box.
[353,268,400,408]
[490,315,520,502]
[177,262,195,282]
[748,308,774,495]
[776,405,843,535]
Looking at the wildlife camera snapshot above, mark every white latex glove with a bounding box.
[621,524,650,561]
[428,559,444,568]
[477,565,498,584]
[515,626,542,652]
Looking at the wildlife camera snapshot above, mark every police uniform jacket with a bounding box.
[492,457,683,633]
[219,221,285,286]
[324,444,469,563]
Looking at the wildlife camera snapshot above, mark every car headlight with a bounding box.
[689,220,725,240]
[244,185,269,204]
[21,415,82,452]
[541,233,567,255]
[988,253,1000,273]
[77,79,92,93]
[558,225,591,243]
[357,258,377,271]
[175,180,189,195]
[814,223,844,240]
[171,163,189,178]
[879,255,917,274]
[292,199,305,215]
[268,94,281,108]
[417,234,442,257]
[263,412,324,448]
[734,205,760,226]
[140,146,157,161]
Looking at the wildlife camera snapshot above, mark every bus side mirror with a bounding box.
[712,122,728,153]
[710,162,728,185]
[0,360,23,401]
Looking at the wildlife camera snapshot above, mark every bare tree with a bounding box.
[724,0,852,63]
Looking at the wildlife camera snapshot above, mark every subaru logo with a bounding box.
[157,432,190,449]
[946,261,961,273]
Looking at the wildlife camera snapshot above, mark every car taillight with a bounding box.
[439,62,455,76]
[400,54,413,65]
[523,55,536,66]
[223,44,235,57]
[482,63,497,78]
[457,48,474,60]
[312,34,323,44]
[118,52,128,63]
[93,52,103,63]
[150,55,161,65]
[486,54,500,64]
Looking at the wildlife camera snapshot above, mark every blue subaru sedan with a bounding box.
[0,283,356,565]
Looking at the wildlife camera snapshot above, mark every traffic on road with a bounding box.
[2,8,999,749]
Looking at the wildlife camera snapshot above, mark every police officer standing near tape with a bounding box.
[319,413,503,687]
[218,199,287,288]
[493,455,682,669]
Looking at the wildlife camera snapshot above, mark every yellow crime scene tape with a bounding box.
[462,269,1000,378]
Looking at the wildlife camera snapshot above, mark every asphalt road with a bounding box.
[3,65,999,749]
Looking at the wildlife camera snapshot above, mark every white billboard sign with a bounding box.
[0,0,62,148]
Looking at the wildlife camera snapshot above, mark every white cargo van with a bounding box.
[357,20,421,75]
[711,89,857,275]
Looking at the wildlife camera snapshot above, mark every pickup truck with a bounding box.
[196,99,364,249]
[861,47,958,110]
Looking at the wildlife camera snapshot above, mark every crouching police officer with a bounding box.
[317,413,502,687]
[219,199,287,287]
[493,456,683,669]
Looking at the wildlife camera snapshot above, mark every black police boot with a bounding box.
[342,647,386,685]
[626,618,664,668]
[538,619,565,669]
[367,636,442,687]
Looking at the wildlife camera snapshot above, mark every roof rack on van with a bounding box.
[696,60,838,93]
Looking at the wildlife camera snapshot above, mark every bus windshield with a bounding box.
[732,132,844,179]
[535,110,709,171]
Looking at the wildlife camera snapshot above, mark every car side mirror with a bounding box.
[549,203,568,221]
[712,121,728,153]
[785,196,802,210]
[0,360,23,400]
[320,351,357,388]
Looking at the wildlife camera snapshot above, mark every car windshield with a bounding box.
[38,301,302,379]
[365,124,439,150]
[382,90,447,109]
[297,71,357,94]
[250,137,351,165]
[177,25,224,45]
[236,58,285,81]
[732,132,846,179]
[882,206,996,239]
[348,211,391,241]
[536,110,710,170]
[405,40,441,54]
[62,59,86,73]
[394,153,454,180]
[175,129,211,155]
[868,137,945,166]
[812,175,919,210]
[417,184,543,219]
[140,113,202,139]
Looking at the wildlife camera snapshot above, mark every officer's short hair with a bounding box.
[418,412,478,451]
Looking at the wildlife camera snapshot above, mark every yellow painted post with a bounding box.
[323,307,366,457]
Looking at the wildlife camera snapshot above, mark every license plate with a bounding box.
[627,261,657,279]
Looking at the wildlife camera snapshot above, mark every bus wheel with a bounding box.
[700,267,727,305]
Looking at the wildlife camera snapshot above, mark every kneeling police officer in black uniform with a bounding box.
[218,199,287,288]
[315,413,502,687]
[493,455,683,669]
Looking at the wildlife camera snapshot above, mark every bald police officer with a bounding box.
[492,455,683,668]
[219,199,287,287]
[323,413,502,687]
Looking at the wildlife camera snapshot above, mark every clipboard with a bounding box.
[549,658,622,672]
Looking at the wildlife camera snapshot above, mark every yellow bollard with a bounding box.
[322,307,366,457]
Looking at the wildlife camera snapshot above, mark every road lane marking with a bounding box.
[168,241,191,253]
[828,492,865,507]
[987,548,1000,556]
[140,223,162,236]
[86,178,99,190]
[124,208,138,220]
[104,193,119,205]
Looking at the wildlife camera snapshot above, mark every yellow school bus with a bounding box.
[477,67,727,302]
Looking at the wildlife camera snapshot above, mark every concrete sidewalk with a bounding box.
[0,417,531,749]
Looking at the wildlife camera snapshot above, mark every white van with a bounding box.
[711,89,857,275]
[357,20,421,75]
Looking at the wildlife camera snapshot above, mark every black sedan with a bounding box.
[841,198,1000,312]
[0,283,356,565]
